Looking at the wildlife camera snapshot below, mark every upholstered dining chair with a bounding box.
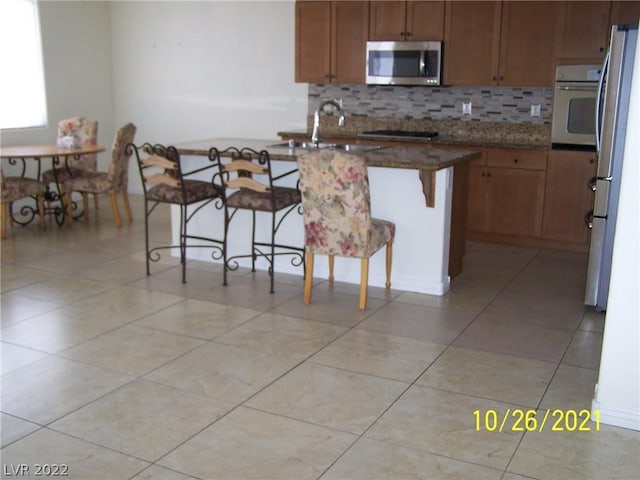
[62,122,136,227]
[297,148,395,311]
[1,170,46,239]
[42,116,99,210]
[209,146,304,293]
[130,143,223,283]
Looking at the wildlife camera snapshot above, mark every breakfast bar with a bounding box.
[175,138,480,295]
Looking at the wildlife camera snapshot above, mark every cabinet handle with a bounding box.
[406,32,412,36]
[514,158,518,163]
[588,176,597,192]
[492,76,497,81]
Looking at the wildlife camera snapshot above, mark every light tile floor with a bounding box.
[1,195,639,480]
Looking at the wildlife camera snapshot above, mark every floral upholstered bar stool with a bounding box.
[297,148,395,311]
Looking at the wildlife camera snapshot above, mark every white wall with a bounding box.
[1,1,115,172]
[109,1,308,193]
[592,26,640,431]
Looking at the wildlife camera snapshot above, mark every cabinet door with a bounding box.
[443,1,502,86]
[498,1,557,86]
[486,167,547,237]
[542,150,597,244]
[406,1,445,40]
[467,165,490,232]
[369,1,406,41]
[610,1,640,25]
[331,2,369,83]
[295,1,331,83]
[555,1,611,62]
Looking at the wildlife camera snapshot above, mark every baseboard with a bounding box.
[592,398,640,431]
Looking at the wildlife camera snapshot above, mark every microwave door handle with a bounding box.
[596,49,610,154]
[420,51,426,77]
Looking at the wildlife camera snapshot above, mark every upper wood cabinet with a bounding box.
[610,0,640,25]
[443,1,501,86]
[295,1,369,83]
[554,1,611,63]
[498,2,558,86]
[369,1,445,41]
[444,1,557,86]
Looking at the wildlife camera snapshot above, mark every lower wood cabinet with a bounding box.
[542,149,597,245]
[467,148,547,238]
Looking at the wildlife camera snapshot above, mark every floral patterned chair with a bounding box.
[209,146,304,293]
[42,116,99,210]
[62,122,136,228]
[130,143,223,284]
[297,148,395,311]
[1,170,45,239]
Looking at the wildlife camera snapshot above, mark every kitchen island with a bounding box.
[175,138,480,295]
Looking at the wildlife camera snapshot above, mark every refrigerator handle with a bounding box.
[596,49,610,153]
[585,210,594,230]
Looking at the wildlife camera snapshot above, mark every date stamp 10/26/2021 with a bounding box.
[2,464,69,477]
[474,409,600,433]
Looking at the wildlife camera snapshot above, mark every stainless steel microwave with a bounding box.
[366,41,442,86]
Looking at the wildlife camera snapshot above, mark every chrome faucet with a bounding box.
[311,99,345,145]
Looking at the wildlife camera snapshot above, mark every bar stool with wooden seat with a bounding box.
[209,146,304,293]
[297,148,395,311]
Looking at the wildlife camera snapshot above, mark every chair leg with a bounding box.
[303,251,314,304]
[144,200,151,276]
[222,208,229,286]
[269,211,276,294]
[181,205,187,283]
[385,241,393,289]
[1,202,8,239]
[251,210,257,272]
[328,255,335,282]
[122,190,133,222]
[62,187,74,226]
[36,193,45,228]
[93,193,99,210]
[110,192,122,228]
[82,193,90,223]
[359,257,369,311]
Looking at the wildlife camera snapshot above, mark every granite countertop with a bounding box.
[175,137,481,171]
[279,117,551,150]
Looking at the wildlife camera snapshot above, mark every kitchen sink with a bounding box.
[268,141,385,152]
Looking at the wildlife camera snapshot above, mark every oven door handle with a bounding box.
[557,85,598,92]
[596,49,610,154]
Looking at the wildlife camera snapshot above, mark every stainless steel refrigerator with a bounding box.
[585,25,638,311]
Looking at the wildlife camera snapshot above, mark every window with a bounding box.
[0,0,47,130]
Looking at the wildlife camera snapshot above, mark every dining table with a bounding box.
[0,144,105,226]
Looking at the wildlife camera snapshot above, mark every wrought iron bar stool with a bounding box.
[209,146,304,293]
[130,143,224,283]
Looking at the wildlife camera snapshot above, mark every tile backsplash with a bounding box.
[309,84,552,124]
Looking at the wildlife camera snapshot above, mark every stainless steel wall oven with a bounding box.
[551,65,601,149]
